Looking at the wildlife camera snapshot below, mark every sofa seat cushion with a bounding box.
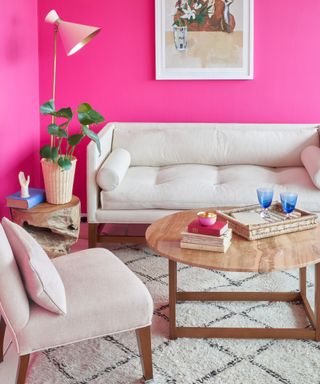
[17,248,153,354]
[100,164,320,211]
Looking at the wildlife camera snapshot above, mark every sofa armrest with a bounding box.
[301,145,320,189]
[87,123,117,223]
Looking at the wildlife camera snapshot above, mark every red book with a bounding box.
[187,220,228,236]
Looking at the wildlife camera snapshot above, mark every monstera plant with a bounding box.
[40,99,104,170]
[40,100,105,204]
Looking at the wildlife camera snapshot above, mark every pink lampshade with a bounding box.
[45,10,101,56]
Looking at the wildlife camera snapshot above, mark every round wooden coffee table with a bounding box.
[146,209,320,341]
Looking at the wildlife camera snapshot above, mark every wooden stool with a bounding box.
[10,196,80,258]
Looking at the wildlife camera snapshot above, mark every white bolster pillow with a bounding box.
[301,145,320,189]
[96,148,131,191]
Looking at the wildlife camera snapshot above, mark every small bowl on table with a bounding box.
[197,211,217,226]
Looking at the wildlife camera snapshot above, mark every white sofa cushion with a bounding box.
[301,145,320,189]
[2,218,67,315]
[96,148,131,191]
[100,164,320,211]
[112,123,319,167]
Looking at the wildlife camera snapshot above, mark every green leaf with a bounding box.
[77,103,92,113]
[53,107,73,120]
[68,134,83,147]
[48,124,68,138]
[40,145,58,160]
[40,145,52,159]
[51,146,58,160]
[77,104,104,125]
[48,124,59,135]
[40,99,55,115]
[57,129,68,138]
[82,125,101,155]
[58,157,72,171]
[77,103,105,125]
[78,109,105,125]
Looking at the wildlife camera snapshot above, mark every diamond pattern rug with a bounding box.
[26,244,320,384]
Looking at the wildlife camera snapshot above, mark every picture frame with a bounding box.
[155,0,254,80]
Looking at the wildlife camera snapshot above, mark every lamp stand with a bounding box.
[52,25,58,107]
[51,25,58,148]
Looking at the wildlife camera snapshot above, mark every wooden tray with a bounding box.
[216,203,318,240]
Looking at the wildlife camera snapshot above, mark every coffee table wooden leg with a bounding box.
[169,260,177,340]
[315,263,320,341]
[299,267,307,297]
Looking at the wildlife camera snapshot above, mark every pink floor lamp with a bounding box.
[45,9,101,107]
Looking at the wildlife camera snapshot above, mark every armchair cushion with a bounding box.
[96,148,131,191]
[16,248,153,355]
[2,218,67,315]
[301,145,320,189]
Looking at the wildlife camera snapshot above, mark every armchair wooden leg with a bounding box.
[16,355,30,384]
[88,223,97,248]
[136,326,153,382]
[0,316,5,362]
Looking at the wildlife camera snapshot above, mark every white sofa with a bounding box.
[87,123,320,246]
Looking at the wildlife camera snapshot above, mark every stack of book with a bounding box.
[180,219,231,253]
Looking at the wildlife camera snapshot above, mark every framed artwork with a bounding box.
[155,0,254,80]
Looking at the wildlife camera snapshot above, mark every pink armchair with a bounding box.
[0,222,153,383]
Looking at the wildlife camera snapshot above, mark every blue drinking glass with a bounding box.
[257,188,274,218]
[280,192,298,219]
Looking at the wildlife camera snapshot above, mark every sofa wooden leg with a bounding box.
[0,316,5,363]
[16,355,30,384]
[88,223,97,248]
[136,326,153,382]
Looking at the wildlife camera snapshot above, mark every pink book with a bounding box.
[187,220,228,236]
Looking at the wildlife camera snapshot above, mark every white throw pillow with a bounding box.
[96,148,131,191]
[2,217,67,315]
[301,145,320,189]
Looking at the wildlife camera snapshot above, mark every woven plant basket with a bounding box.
[41,158,77,204]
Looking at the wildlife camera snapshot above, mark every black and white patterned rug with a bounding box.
[26,244,320,384]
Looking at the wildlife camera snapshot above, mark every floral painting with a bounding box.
[173,0,235,33]
[155,0,254,80]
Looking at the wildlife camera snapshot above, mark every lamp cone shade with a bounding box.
[45,10,101,56]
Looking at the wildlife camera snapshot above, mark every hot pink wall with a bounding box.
[38,1,320,213]
[0,0,40,218]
